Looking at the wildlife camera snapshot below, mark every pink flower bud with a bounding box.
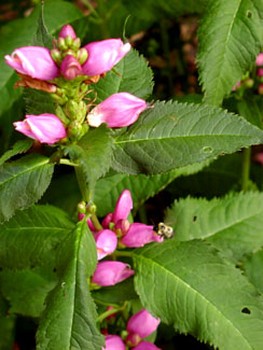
[5,47,59,80]
[60,55,82,80]
[257,68,263,77]
[58,24,77,39]
[82,39,131,76]
[256,53,263,66]
[112,189,133,223]
[127,309,160,339]
[133,341,161,350]
[121,223,163,248]
[103,335,126,350]
[92,261,134,287]
[87,92,147,128]
[13,113,66,145]
[94,229,118,260]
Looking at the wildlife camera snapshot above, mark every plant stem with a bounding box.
[75,166,91,202]
[241,147,251,191]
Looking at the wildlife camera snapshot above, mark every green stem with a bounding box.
[241,147,251,191]
[75,166,90,202]
[113,250,133,258]
[97,305,125,323]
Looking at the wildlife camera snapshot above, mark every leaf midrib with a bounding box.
[135,253,251,348]
[0,158,50,187]
[114,133,260,145]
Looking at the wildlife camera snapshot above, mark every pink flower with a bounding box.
[60,55,82,80]
[91,261,134,287]
[94,229,118,260]
[102,335,126,350]
[256,53,263,66]
[100,189,163,248]
[13,113,66,144]
[87,92,147,128]
[5,47,58,80]
[133,341,161,350]
[120,223,163,248]
[82,38,131,76]
[58,24,77,39]
[127,309,160,340]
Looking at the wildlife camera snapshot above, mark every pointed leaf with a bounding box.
[112,100,263,174]
[0,205,75,317]
[36,220,104,350]
[0,154,54,222]
[92,49,153,102]
[133,240,263,349]
[166,192,263,262]
[198,0,263,105]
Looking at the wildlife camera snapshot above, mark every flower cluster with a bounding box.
[103,309,161,350]
[86,189,163,287]
[5,25,147,144]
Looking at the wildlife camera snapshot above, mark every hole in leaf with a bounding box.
[202,146,213,154]
[193,215,197,222]
[0,267,3,272]
[241,307,251,314]
[53,267,57,273]
[246,10,252,18]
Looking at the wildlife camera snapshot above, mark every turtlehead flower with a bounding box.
[91,261,134,287]
[13,113,66,145]
[99,189,163,248]
[126,309,160,347]
[58,24,77,39]
[82,38,131,76]
[94,229,118,260]
[60,55,82,80]
[5,46,59,80]
[133,341,161,350]
[87,92,147,128]
[102,335,126,350]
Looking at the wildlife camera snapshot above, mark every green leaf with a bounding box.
[166,192,263,262]
[0,139,33,166]
[112,100,263,174]
[65,126,113,196]
[24,89,56,115]
[237,95,263,129]
[0,154,54,222]
[244,249,263,294]
[92,49,153,102]
[0,270,57,318]
[94,160,210,217]
[133,239,263,349]
[198,0,263,105]
[123,0,206,22]
[0,205,75,317]
[36,220,104,350]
